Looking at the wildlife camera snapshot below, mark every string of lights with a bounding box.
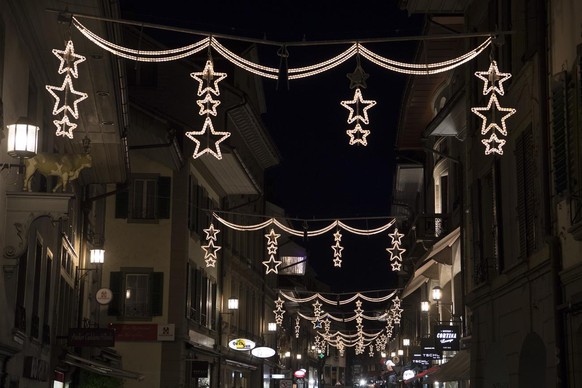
[279,290,398,305]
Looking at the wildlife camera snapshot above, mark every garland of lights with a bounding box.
[332,230,344,267]
[471,58,516,155]
[46,40,88,139]
[274,296,285,325]
[262,228,282,274]
[297,310,389,323]
[279,290,398,305]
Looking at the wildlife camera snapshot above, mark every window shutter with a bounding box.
[157,176,171,219]
[108,272,122,316]
[115,184,129,218]
[516,127,536,258]
[150,272,164,316]
[552,72,569,194]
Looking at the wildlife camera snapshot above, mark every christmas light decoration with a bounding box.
[279,290,398,305]
[470,93,516,136]
[295,316,301,338]
[340,88,376,125]
[346,124,371,146]
[332,230,344,267]
[203,223,220,241]
[263,228,282,274]
[53,116,78,139]
[52,40,86,79]
[196,93,221,116]
[46,74,88,120]
[388,228,404,245]
[481,132,507,155]
[474,60,512,96]
[201,239,221,267]
[185,117,231,160]
[386,244,406,262]
[191,60,228,97]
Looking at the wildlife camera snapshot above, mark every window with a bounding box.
[42,251,53,344]
[187,265,216,329]
[31,240,42,338]
[108,270,163,319]
[188,177,217,237]
[115,175,171,222]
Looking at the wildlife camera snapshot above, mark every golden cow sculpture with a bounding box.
[23,152,92,192]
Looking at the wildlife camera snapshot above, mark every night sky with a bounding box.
[119,1,424,292]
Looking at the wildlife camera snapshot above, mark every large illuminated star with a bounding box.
[332,241,344,258]
[53,115,78,139]
[471,93,516,136]
[340,88,377,125]
[196,93,221,116]
[52,40,86,79]
[202,239,221,260]
[346,124,371,146]
[275,297,285,310]
[481,133,507,155]
[190,60,227,96]
[474,60,512,96]
[203,223,220,241]
[46,74,88,119]
[185,117,231,160]
[262,255,282,274]
[386,244,406,261]
[265,228,281,245]
[388,228,405,245]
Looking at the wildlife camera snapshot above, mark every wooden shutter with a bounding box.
[516,126,537,258]
[157,176,171,219]
[108,272,122,316]
[150,272,164,316]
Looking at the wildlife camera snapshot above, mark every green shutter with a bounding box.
[151,272,164,316]
[157,177,171,219]
[108,272,122,316]
[115,184,129,219]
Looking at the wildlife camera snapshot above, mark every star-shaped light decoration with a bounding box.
[275,296,285,310]
[265,228,281,245]
[386,244,406,262]
[481,133,507,155]
[346,124,371,146]
[203,223,220,241]
[274,309,285,325]
[313,319,322,329]
[471,93,516,136]
[312,300,323,314]
[185,117,231,160]
[196,93,221,116]
[390,304,404,324]
[190,60,228,97]
[53,116,78,139]
[262,256,282,274]
[388,228,405,245]
[332,241,344,266]
[346,63,370,89]
[333,230,343,242]
[340,88,377,125]
[46,74,89,120]
[202,239,221,267]
[52,40,86,79]
[474,60,512,96]
[333,256,343,268]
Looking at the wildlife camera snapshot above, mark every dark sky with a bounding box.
[119,1,424,292]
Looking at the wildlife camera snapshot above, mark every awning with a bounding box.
[64,353,144,381]
[401,227,460,298]
[427,349,470,383]
[404,365,440,384]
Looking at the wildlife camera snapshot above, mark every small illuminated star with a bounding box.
[262,256,282,274]
[388,228,405,245]
[333,230,342,241]
[202,239,221,260]
[190,60,227,96]
[46,75,88,119]
[386,244,406,261]
[267,245,278,255]
[474,60,512,96]
[265,228,281,245]
[312,300,323,312]
[52,40,86,79]
[481,133,507,155]
[391,296,401,307]
[53,115,77,139]
[313,319,322,329]
[185,117,231,160]
[390,304,404,317]
[333,256,343,267]
[205,256,217,267]
[346,64,370,89]
[196,93,221,117]
[203,223,220,241]
[340,88,377,125]
[346,124,371,146]
[275,297,285,310]
[471,93,516,136]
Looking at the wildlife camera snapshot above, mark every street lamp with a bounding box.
[7,118,39,159]
[402,338,410,347]
[432,286,443,322]
[227,297,239,310]
[90,248,105,264]
[268,322,277,332]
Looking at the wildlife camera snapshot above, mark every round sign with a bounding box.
[228,338,256,351]
[251,346,276,358]
[293,369,306,379]
[95,288,113,305]
[403,370,415,380]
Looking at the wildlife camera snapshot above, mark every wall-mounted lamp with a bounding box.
[403,338,410,347]
[381,351,387,358]
[7,118,39,158]
[227,297,239,310]
[421,300,430,312]
[284,351,291,358]
[268,322,277,332]
[432,286,442,302]
[90,248,105,264]
[296,354,302,360]
[397,349,404,356]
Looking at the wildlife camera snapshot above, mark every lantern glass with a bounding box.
[7,119,39,158]
[268,322,277,332]
[398,349,404,356]
[296,354,302,360]
[227,297,239,310]
[432,286,442,301]
[403,338,410,347]
[90,249,105,264]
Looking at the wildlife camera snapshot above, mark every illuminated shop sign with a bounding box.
[228,338,256,351]
[434,325,460,351]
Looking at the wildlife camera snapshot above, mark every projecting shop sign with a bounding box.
[434,325,460,351]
